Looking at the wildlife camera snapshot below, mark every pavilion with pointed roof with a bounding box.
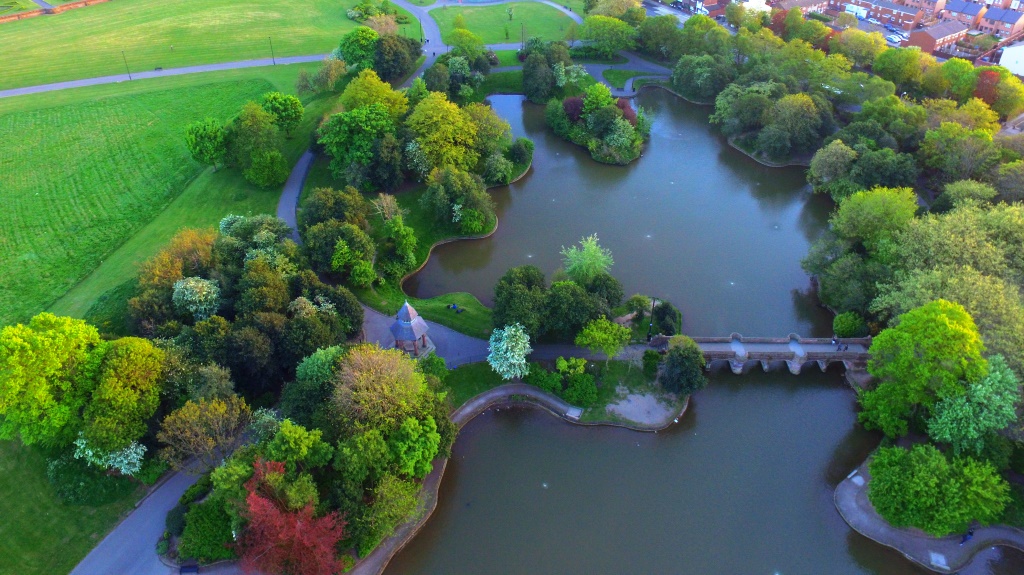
[390,301,435,357]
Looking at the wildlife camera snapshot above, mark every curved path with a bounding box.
[836,460,1024,573]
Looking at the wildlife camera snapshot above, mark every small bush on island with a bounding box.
[833,311,868,338]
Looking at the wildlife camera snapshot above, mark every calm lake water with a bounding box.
[388,91,1024,574]
[405,91,835,337]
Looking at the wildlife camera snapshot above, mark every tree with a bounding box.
[523,53,554,103]
[260,92,304,136]
[660,336,707,395]
[310,57,347,93]
[365,13,398,35]
[493,266,547,339]
[580,15,637,58]
[873,47,925,93]
[638,15,684,61]
[835,12,857,30]
[868,444,1009,536]
[831,186,918,252]
[406,92,479,171]
[423,63,450,94]
[829,29,886,68]
[764,93,821,153]
[340,69,409,120]
[244,148,289,188]
[333,344,431,431]
[263,419,334,473]
[848,148,918,190]
[808,139,857,191]
[184,118,227,170]
[488,323,533,380]
[919,122,999,182]
[995,161,1024,203]
[0,313,102,447]
[356,474,420,555]
[239,492,346,575]
[464,102,512,159]
[860,300,988,437]
[172,277,221,321]
[941,58,979,102]
[374,34,417,82]
[575,317,630,367]
[179,495,237,562]
[339,26,380,72]
[158,395,251,471]
[543,281,605,340]
[445,28,485,60]
[934,179,998,211]
[388,416,440,478]
[227,102,279,171]
[561,234,614,285]
[928,355,1020,456]
[672,54,733,102]
[317,103,396,179]
[82,337,165,452]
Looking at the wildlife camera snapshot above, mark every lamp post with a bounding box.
[646,298,657,343]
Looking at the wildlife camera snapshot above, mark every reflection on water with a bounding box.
[404,92,833,336]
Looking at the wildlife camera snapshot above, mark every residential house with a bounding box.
[977,7,1024,37]
[939,0,987,28]
[900,0,947,17]
[830,0,924,29]
[777,0,831,14]
[903,19,970,52]
[998,39,1024,75]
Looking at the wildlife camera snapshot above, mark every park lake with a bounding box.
[388,92,1024,574]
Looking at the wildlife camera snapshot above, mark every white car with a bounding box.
[867,18,881,25]
[887,34,903,44]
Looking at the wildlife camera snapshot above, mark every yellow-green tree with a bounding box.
[406,92,479,172]
[339,69,408,119]
[158,394,252,471]
[82,337,166,451]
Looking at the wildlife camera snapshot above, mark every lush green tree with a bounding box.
[808,139,857,192]
[924,98,1000,135]
[356,474,420,555]
[928,355,1020,456]
[464,102,512,159]
[374,34,416,82]
[260,92,304,136]
[158,395,251,471]
[638,15,684,61]
[679,14,730,56]
[848,148,918,191]
[995,160,1024,203]
[763,93,821,153]
[407,92,479,171]
[423,63,450,93]
[919,122,1000,182]
[932,179,998,212]
[580,15,637,58]
[444,28,485,60]
[263,419,334,473]
[523,53,554,103]
[857,95,927,150]
[543,281,605,340]
[389,416,440,478]
[227,102,279,171]
[709,81,776,137]
[832,186,918,252]
[860,300,988,437]
[873,47,926,93]
[488,323,533,380]
[585,271,624,308]
[672,54,733,102]
[300,186,371,233]
[422,166,493,230]
[184,118,227,170]
[833,311,868,338]
[561,234,614,285]
[339,26,380,72]
[334,344,432,432]
[83,337,165,452]
[318,103,396,179]
[829,28,887,68]
[0,313,103,447]
[340,69,409,120]
[493,266,547,339]
[178,495,237,562]
[868,444,1009,536]
[660,336,707,395]
[939,58,978,102]
[244,148,289,188]
[575,317,630,367]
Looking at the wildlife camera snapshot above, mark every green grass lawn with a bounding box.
[602,69,650,89]
[432,3,576,45]
[0,441,144,575]
[0,0,417,90]
[492,49,521,67]
[0,63,331,329]
[467,70,524,102]
[444,362,504,406]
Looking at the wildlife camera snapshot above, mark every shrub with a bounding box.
[244,149,289,188]
[642,350,661,379]
[562,373,598,406]
[166,504,188,537]
[508,137,534,165]
[484,153,515,185]
[524,363,563,394]
[178,496,237,563]
[545,99,572,138]
[652,301,681,335]
[179,473,214,506]
[833,311,869,338]
[660,337,707,395]
[46,455,137,506]
[156,532,170,555]
[135,457,170,485]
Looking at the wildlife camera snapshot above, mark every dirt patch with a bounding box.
[606,387,679,426]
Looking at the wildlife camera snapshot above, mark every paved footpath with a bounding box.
[836,460,1024,573]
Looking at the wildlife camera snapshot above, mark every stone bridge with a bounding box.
[659,334,871,375]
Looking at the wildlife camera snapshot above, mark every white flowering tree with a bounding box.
[172,276,221,321]
[74,434,147,476]
[487,323,532,380]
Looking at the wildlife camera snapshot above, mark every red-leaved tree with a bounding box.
[616,98,637,126]
[563,96,585,123]
[974,70,1000,106]
[238,459,347,575]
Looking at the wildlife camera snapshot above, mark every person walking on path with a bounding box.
[960,528,975,546]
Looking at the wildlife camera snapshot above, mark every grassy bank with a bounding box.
[602,69,650,89]
[0,441,143,575]
[431,2,575,44]
[0,0,416,90]
[0,63,333,328]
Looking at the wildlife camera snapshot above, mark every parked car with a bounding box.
[887,34,903,44]
[868,18,881,25]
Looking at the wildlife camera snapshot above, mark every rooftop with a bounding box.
[777,0,827,9]
[982,7,1024,25]
[865,0,920,15]
[917,19,969,38]
[943,0,985,16]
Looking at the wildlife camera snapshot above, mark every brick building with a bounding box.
[940,0,988,28]
[977,7,1024,37]
[830,0,924,29]
[777,0,831,14]
[903,19,970,52]
[900,0,947,17]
